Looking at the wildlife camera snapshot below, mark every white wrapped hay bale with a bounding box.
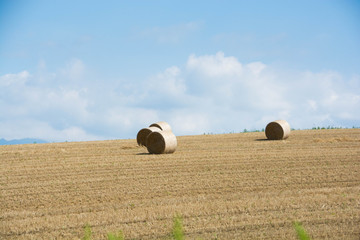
[149,121,172,131]
[265,120,291,140]
[136,127,161,146]
[146,130,177,154]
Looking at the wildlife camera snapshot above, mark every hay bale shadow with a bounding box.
[136,152,151,155]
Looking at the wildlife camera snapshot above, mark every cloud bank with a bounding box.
[1,53,359,142]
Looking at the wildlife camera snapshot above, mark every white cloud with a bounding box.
[171,52,359,131]
[0,119,100,142]
[1,53,359,142]
[307,100,317,111]
[0,71,30,87]
[246,62,266,76]
[61,58,85,81]
[283,70,360,127]
[149,66,186,96]
[187,52,243,78]
[170,110,211,135]
[0,62,93,142]
[102,107,159,133]
[184,52,291,114]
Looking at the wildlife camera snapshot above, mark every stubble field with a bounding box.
[1,129,359,239]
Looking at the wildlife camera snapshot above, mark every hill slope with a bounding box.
[0,138,47,145]
[0,129,359,239]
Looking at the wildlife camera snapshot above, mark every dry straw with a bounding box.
[146,130,177,154]
[136,127,161,146]
[149,121,172,131]
[265,120,291,140]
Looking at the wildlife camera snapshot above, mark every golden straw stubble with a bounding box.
[136,127,161,146]
[149,121,172,131]
[265,120,291,140]
[146,130,177,154]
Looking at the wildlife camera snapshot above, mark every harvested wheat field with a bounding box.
[1,129,359,239]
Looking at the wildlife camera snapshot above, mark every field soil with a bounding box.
[1,129,359,239]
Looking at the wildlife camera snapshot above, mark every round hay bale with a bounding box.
[149,121,172,131]
[146,130,177,154]
[136,127,161,146]
[265,120,291,140]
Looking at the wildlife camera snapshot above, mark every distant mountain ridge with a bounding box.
[0,138,48,145]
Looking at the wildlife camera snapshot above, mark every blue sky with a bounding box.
[1,0,359,142]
